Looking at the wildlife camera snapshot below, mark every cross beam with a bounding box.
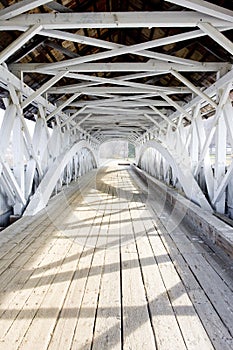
[1,12,231,29]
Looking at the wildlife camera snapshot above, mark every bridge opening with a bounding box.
[99,140,136,164]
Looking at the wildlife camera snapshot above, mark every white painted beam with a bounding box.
[0,104,17,156]
[0,24,42,64]
[41,27,211,51]
[81,106,159,115]
[150,105,176,127]
[0,155,26,206]
[189,107,199,171]
[36,47,199,71]
[82,115,152,122]
[164,68,233,124]
[10,62,227,73]
[164,0,233,23]
[194,81,232,177]
[0,0,51,20]
[170,69,217,108]
[41,29,119,50]
[0,66,98,144]
[61,107,87,126]
[22,71,68,109]
[144,113,165,131]
[48,72,191,98]
[71,100,170,108]
[20,115,43,177]
[0,67,100,148]
[0,65,60,114]
[198,22,233,56]
[0,174,15,206]
[213,162,233,207]
[214,110,226,213]
[224,101,233,149]
[159,92,192,121]
[212,101,233,206]
[8,83,19,105]
[12,115,25,214]
[26,26,233,69]
[70,114,93,131]
[46,93,81,122]
[3,12,230,28]
[48,85,190,95]
[69,93,159,107]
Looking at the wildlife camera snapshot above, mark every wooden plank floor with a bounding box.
[0,162,232,350]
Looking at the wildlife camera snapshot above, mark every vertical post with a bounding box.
[190,121,199,172]
[224,99,233,217]
[12,114,25,215]
[195,113,214,201]
[189,104,200,172]
[214,88,227,213]
[25,115,43,199]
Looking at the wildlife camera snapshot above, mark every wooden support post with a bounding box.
[214,105,226,213]
[12,114,25,215]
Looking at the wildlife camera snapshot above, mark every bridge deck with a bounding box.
[0,163,232,350]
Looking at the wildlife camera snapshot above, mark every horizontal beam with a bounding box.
[85,125,147,130]
[10,62,227,73]
[2,12,230,29]
[94,130,138,135]
[80,106,160,115]
[69,93,159,107]
[35,49,199,72]
[47,73,191,95]
[70,100,171,108]
[11,27,220,71]
[83,123,152,128]
[48,86,191,95]
[81,114,153,121]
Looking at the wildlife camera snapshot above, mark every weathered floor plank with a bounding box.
[0,163,232,350]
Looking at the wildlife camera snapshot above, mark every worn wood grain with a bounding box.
[0,163,232,350]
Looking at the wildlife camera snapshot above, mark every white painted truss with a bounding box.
[0,0,232,220]
[0,67,99,216]
[136,74,233,214]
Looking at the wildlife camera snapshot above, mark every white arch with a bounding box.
[137,140,212,211]
[24,140,98,216]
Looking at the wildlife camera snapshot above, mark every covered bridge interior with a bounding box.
[0,0,232,349]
